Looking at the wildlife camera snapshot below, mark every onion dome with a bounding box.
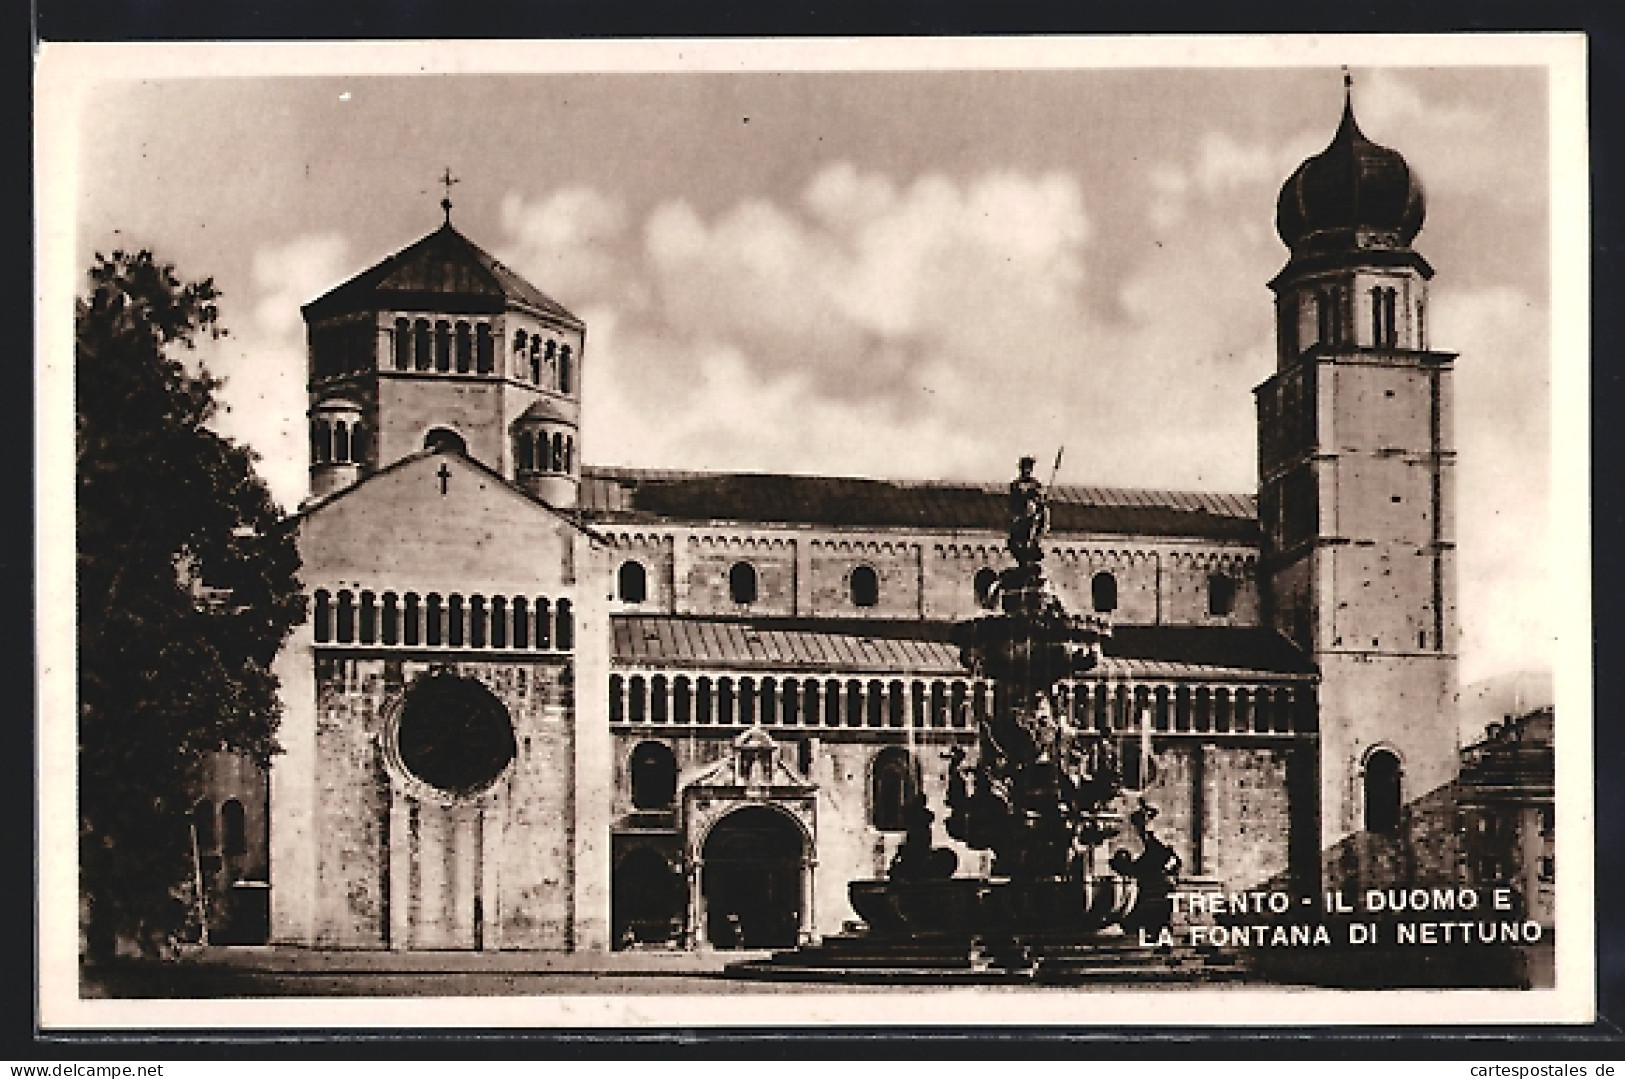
[1276,92,1425,257]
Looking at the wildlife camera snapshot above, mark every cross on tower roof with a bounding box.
[439,167,460,225]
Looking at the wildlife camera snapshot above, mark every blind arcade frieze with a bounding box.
[312,588,574,652]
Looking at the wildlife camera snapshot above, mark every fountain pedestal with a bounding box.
[726,459,1208,981]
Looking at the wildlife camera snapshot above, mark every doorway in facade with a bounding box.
[702,806,805,949]
[612,846,684,948]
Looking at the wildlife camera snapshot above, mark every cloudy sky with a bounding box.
[55,45,1563,688]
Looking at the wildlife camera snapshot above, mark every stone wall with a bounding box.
[608,727,1312,940]
[602,522,1261,628]
[306,654,577,949]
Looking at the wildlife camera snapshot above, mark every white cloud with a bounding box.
[207,233,350,511]
[570,160,1286,490]
[1351,70,1536,208]
[250,233,350,342]
[637,165,1092,409]
[497,187,630,308]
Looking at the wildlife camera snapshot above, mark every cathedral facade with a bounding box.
[266,94,1459,952]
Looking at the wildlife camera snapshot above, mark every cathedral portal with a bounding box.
[700,806,806,950]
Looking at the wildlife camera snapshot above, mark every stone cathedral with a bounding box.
[263,93,1459,952]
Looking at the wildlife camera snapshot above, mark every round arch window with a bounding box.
[850,565,879,608]
[393,672,516,798]
[1363,748,1403,833]
[1091,571,1118,613]
[424,427,467,455]
[729,561,758,605]
[629,741,678,810]
[618,560,648,604]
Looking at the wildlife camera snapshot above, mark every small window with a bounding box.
[490,596,508,648]
[729,562,758,605]
[393,318,411,370]
[1208,572,1236,617]
[336,590,355,643]
[973,567,998,608]
[455,321,473,373]
[447,594,465,647]
[870,747,917,831]
[402,593,421,646]
[381,593,399,646]
[618,560,648,604]
[629,741,678,810]
[424,427,466,455]
[311,420,330,465]
[1091,571,1118,613]
[560,345,573,394]
[414,320,432,371]
[1364,748,1402,833]
[850,565,879,608]
[222,798,247,856]
[555,599,573,650]
[434,320,452,372]
[191,799,216,852]
[425,594,443,646]
[511,597,528,649]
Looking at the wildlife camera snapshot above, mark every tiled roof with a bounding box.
[612,615,1313,681]
[1458,708,1554,803]
[302,224,582,326]
[580,467,1258,542]
[518,397,577,424]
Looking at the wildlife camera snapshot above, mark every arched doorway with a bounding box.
[701,806,806,949]
[612,847,684,948]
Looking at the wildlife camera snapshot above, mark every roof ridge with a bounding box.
[582,463,1252,499]
[301,223,583,326]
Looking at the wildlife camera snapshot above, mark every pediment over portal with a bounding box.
[681,726,817,863]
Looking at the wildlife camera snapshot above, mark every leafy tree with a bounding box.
[76,251,304,959]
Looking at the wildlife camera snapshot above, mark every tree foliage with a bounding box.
[76,251,304,958]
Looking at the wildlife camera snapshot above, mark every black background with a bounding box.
[18,0,1625,1060]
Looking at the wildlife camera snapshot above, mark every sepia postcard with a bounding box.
[35,34,1594,1030]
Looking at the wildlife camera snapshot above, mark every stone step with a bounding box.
[726,957,1251,986]
[725,931,1255,985]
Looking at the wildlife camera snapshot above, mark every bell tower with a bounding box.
[1257,79,1459,848]
[300,195,584,508]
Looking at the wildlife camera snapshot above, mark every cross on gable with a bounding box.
[438,167,460,224]
[437,462,451,495]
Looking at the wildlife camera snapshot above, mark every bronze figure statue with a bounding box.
[1007,455,1049,565]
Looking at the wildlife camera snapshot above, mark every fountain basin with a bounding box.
[849,876,1129,937]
